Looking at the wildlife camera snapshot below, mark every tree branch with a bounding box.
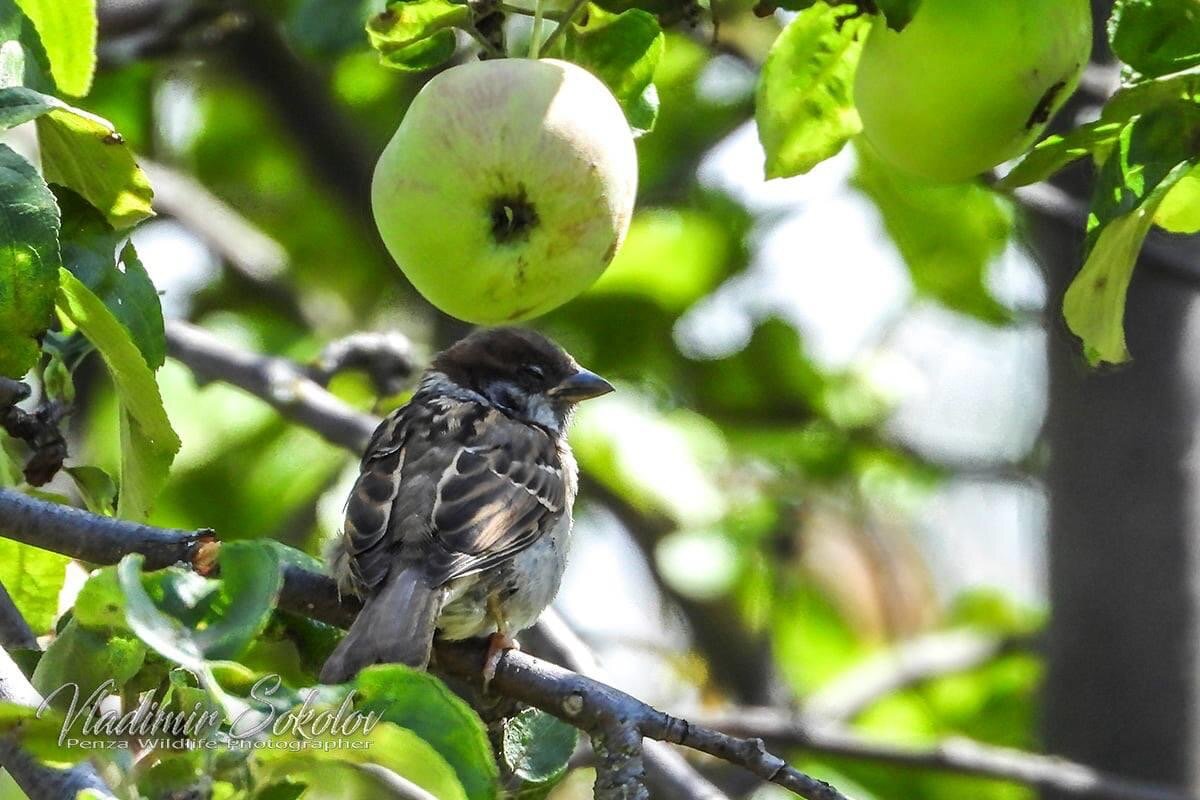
[0,489,844,800]
[688,707,1193,800]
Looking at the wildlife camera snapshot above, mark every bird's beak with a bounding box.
[550,369,614,402]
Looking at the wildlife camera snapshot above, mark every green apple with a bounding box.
[854,0,1092,182]
[371,58,638,323]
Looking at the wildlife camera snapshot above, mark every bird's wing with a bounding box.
[424,412,567,585]
[340,399,566,593]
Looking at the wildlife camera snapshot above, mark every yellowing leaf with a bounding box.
[12,0,96,96]
[756,4,868,179]
[37,106,153,229]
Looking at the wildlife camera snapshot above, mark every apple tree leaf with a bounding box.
[366,0,467,72]
[354,665,499,800]
[1064,104,1200,364]
[0,538,69,634]
[502,708,578,797]
[55,268,179,520]
[57,187,164,368]
[0,143,60,378]
[562,7,664,136]
[0,0,52,91]
[1109,0,1200,78]
[1155,163,1200,233]
[999,119,1124,189]
[755,3,868,179]
[12,0,95,96]
[37,104,154,229]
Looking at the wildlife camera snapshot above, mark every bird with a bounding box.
[319,327,613,685]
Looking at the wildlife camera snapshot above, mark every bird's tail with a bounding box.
[319,568,444,684]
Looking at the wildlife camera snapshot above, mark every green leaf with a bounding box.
[118,554,205,669]
[0,84,53,126]
[193,541,282,660]
[0,539,68,633]
[116,542,282,668]
[998,119,1124,189]
[12,0,95,96]
[1110,0,1200,78]
[0,701,78,764]
[0,0,52,91]
[1155,162,1200,233]
[37,105,154,229]
[72,566,126,631]
[55,268,179,520]
[355,665,499,800]
[1064,201,1161,365]
[853,141,1012,323]
[875,0,921,31]
[755,3,868,179]
[502,708,578,791]
[65,464,116,516]
[1064,105,1200,364]
[0,143,60,378]
[377,29,458,72]
[32,618,145,704]
[366,0,467,71]
[1103,65,1200,123]
[256,722,469,800]
[1088,102,1200,237]
[57,187,164,368]
[563,7,664,136]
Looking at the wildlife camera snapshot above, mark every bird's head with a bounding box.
[429,327,613,432]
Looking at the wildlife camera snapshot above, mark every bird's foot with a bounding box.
[482,632,519,693]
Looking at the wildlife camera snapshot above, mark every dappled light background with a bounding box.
[18,4,1056,797]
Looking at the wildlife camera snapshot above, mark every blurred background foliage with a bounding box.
[0,0,1069,797]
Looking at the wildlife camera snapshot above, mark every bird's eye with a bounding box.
[522,364,545,381]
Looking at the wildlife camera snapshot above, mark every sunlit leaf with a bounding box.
[366,0,467,72]
[999,119,1123,189]
[37,105,153,229]
[563,7,664,135]
[0,143,59,378]
[502,708,578,792]
[0,539,68,634]
[12,0,95,96]
[755,4,868,179]
[354,665,499,800]
[255,721,469,800]
[55,268,179,519]
[1110,0,1200,78]
[32,618,145,704]
[0,0,51,91]
[57,187,164,368]
[1155,163,1200,233]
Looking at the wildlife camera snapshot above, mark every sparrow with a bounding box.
[320,327,613,684]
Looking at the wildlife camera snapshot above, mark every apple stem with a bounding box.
[529,0,546,58]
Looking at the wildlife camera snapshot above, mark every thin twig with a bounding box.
[539,0,588,55]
